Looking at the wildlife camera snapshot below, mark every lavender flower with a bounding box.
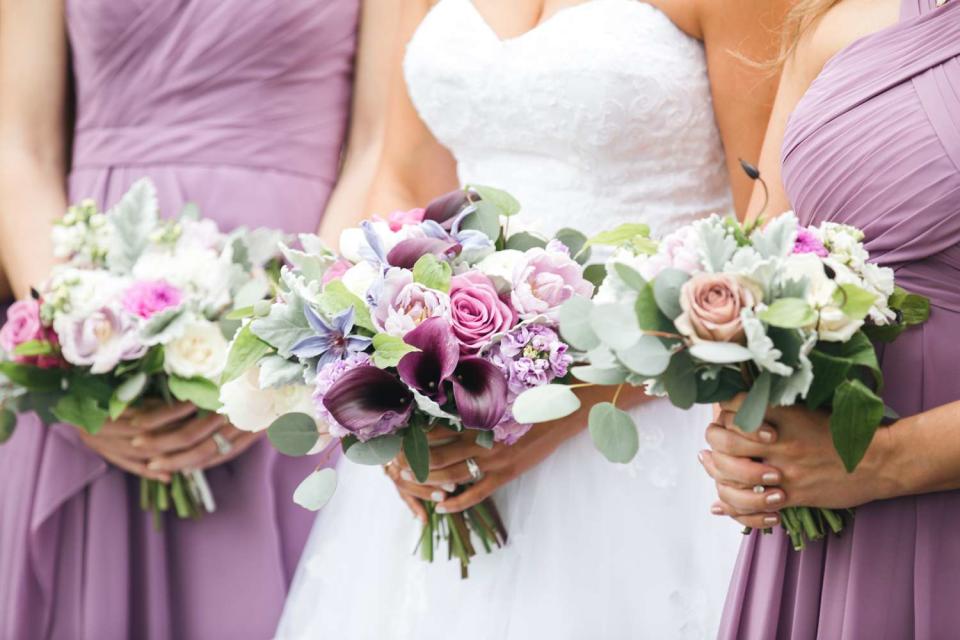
[290,305,372,369]
[487,324,572,395]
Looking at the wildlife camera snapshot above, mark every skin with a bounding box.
[346,0,792,520]
[0,1,396,479]
[701,0,960,528]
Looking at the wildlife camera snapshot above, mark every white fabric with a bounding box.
[278,1,740,638]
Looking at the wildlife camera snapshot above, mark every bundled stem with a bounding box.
[415,496,507,579]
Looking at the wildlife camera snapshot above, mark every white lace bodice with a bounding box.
[404,0,733,238]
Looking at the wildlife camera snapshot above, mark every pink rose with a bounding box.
[674,274,761,344]
[122,280,183,319]
[449,271,517,353]
[0,300,61,368]
[511,247,594,320]
[322,259,353,286]
[378,208,426,232]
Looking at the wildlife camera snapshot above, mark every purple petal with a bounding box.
[386,237,459,270]
[303,304,334,337]
[322,366,414,439]
[360,220,389,264]
[345,335,373,352]
[450,357,509,430]
[332,306,356,336]
[397,317,460,397]
[424,190,471,229]
[291,335,335,359]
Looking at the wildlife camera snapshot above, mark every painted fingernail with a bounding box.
[400,470,413,482]
[442,483,456,492]
[697,450,706,464]
[435,506,448,514]
[763,515,780,526]
[131,437,144,448]
[710,505,724,515]
[762,472,780,484]
[431,491,444,502]
[758,429,774,443]
[147,461,162,471]
[765,492,783,505]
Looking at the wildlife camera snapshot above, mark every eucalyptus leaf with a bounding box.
[168,375,222,411]
[688,341,753,364]
[613,263,647,291]
[583,264,607,289]
[512,384,581,424]
[268,412,321,457]
[505,232,547,252]
[615,336,671,377]
[344,434,403,465]
[222,323,274,383]
[293,468,338,511]
[403,426,430,483]
[662,351,698,409]
[590,302,641,351]
[588,402,639,464]
[460,202,502,242]
[652,269,690,320]
[570,365,629,385]
[559,295,600,351]
[830,379,884,472]
[469,184,521,217]
[555,228,590,265]
[733,370,772,432]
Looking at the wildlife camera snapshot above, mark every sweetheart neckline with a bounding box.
[458,0,643,44]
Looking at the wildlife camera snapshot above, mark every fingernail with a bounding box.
[131,437,144,448]
[442,483,456,492]
[765,492,783,505]
[710,506,723,515]
[758,429,774,443]
[697,450,706,464]
[147,461,162,471]
[400,470,412,482]
[435,506,448,514]
[763,515,780,526]
[762,472,780,484]
[431,491,444,502]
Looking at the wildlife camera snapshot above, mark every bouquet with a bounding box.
[219,185,602,577]
[0,179,286,525]
[515,210,930,550]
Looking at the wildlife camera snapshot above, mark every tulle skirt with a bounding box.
[277,399,742,640]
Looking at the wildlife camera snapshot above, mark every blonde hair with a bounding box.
[775,0,842,67]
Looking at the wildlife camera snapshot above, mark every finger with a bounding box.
[436,474,498,513]
[716,483,786,516]
[426,425,463,443]
[77,430,152,461]
[197,431,261,471]
[401,493,428,524]
[427,438,497,470]
[419,460,478,487]
[98,449,172,483]
[147,437,219,473]
[98,419,144,438]
[699,450,781,488]
[716,412,778,443]
[710,502,781,529]
[131,414,227,456]
[127,402,197,432]
[705,424,773,458]
[394,477,448,502]
[718,393,748,414]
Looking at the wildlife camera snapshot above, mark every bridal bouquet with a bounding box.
[219,185,601,576]
[515,212,930,550]
[0,179,285,525]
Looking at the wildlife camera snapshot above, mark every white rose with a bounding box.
[163,318,229,379]
[219,367,330,452]
[340,261,379,299]
[782,254,862,341]
[817,306,863,342]
[476,249,526,292]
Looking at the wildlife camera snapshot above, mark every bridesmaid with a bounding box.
[0,1,394,638]
[700,0,960,637]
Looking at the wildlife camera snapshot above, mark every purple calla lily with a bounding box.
[397,317,508,430]
[424,189,471,230]
[386,237,461,270]
[290,305,372,369]
[321,366,414,441]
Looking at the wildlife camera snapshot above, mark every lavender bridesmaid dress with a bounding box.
[720,1,960,638]
[0,2,358,638]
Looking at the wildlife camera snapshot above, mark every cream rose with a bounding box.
[675,273,762,343]
[163,318,229,379]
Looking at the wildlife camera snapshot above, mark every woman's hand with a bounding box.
[699,394,897,528]
[136,415,262,475]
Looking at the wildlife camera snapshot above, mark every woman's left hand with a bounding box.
[700,395,897,528]
[132,413,263,474]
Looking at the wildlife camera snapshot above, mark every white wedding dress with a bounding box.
[278,1,741,638]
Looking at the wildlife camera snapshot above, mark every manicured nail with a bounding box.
[435,506,448,514]
[400,470,412,482]
[758,429,774,443]
[442,483,456,492]
[765,492,783,505]
[762,472,780,484]
[147,461,162,471]
[710,505,723,515]
[763,515,780,526]
[431,491,444,502]
[131,437,144,448]
[697,450,706,464]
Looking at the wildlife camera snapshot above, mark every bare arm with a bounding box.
[0,0,69,297]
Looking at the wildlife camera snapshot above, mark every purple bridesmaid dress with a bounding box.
[0,2,358,638]
[720,1,960,638]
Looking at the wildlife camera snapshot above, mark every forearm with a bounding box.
[878,400,960,499]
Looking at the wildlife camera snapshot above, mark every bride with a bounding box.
[279,0,788,637]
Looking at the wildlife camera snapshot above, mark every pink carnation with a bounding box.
[122,280,183,319]
[792,228,829,257]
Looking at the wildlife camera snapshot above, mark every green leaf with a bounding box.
[0,361,65,392]
[696,368,746,404]
[635,280,676,334]
[460,201,502,242]
[139,347,165,375]
[733,370,772,432]
[222,323,273,383]
[652,268,690,320]
[897,290,931,326]
[110,372,148,420]
[106,178,159,273]
[615,336,671,377]
[559,295,600,351]
[583,264,607,289]
[403,425,430,483]
[662,351,698,409]
[570,365,629,385]
[52,394,109,434]
[0,408,16,444]
[831,379,884,472]
[588,402,639,464]
[258,355,305,389]
[317,280,376,333]
[67,372,115,405]
[267,412,320,457]
[225,306,256,321]
[293,468,338,511]
[474,430,495,449]
[505,232,547,252]
[759,298,817,329]
[591,302,642,351]
[512,384,582,424]
[141,307,189,345]
[834,283,876,320]
[412,254,453,293]
[688,341,753,364]
[613,263,647,290]
[585,223,651,248]
[12,340,55,357]
[468,184,522,217]
[372,333,420,368]
[168,375,222,411]
[250,297,314,358]
[555,228,591,265]
[805,349,851,410]
[344,434,403,465]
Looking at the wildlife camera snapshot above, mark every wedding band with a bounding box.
[212,432,233,456]
[465,457,483,482]
[752,484,766,494]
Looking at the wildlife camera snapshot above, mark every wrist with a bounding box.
[864,417,914,501]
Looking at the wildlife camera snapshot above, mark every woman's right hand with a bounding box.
[76,400,197,483]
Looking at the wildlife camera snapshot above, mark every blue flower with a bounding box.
[290,305,372,369]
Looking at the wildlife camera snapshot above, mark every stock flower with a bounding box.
[448,271,517,353]
[290,306,372,369]
[487,324,571,395]
[164,317,229,379]
[54,305,146,374]
[511,246,594,320]
[792,228,829,257]
[122,280,183,319]
[321,364,414,442]
[372,268,451,337]
[674,274,762,344]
